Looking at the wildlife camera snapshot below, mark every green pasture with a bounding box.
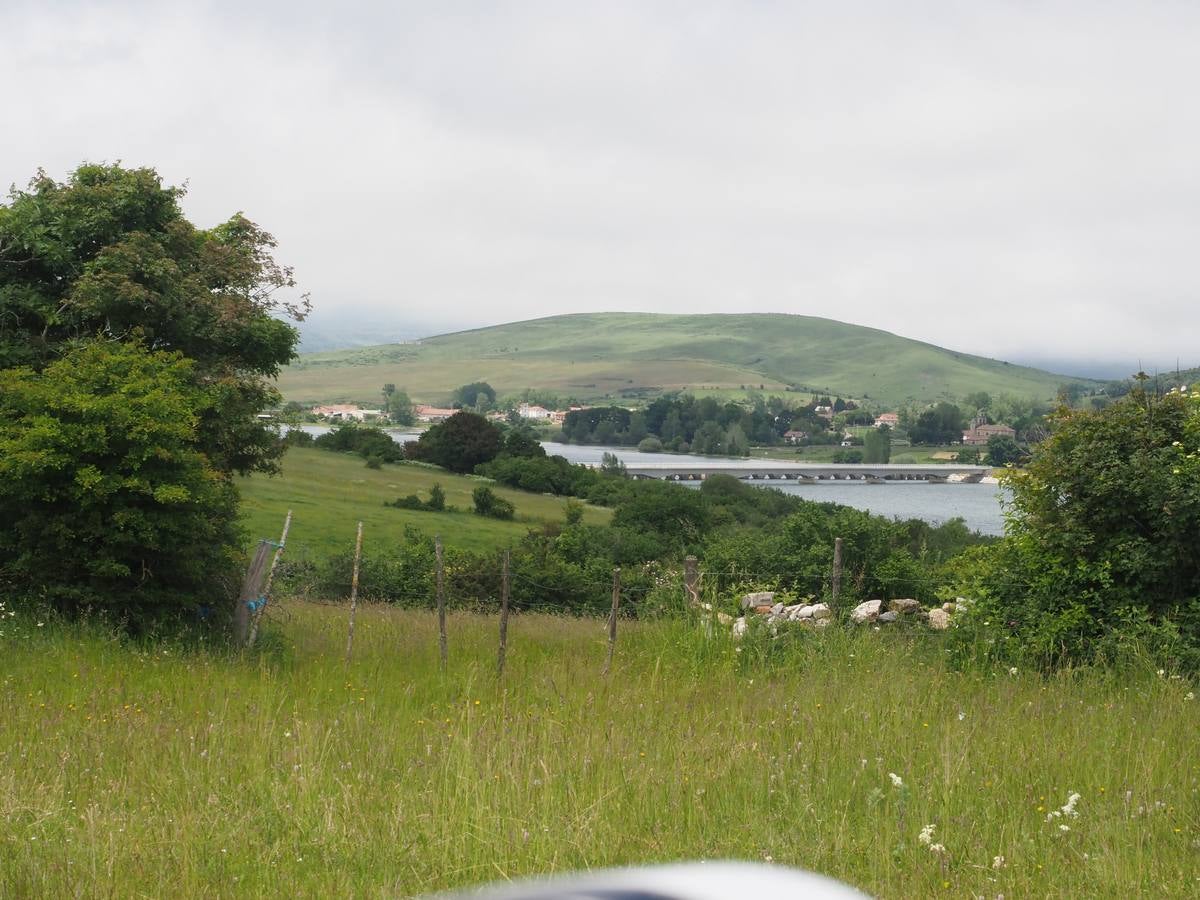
[238,447,610,558]
[279,312,1086,408]
[2,602,1197,897]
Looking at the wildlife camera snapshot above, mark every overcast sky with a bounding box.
[4,1,1198,373]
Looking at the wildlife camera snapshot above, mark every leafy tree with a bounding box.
[909,402,965,445]
[454,381,496,410]
[501,426,546,459]
[599,451,627,477]
[0,163,304,622]
[0,342,241,618]
[863,425,892,463]
[964,391,992,412]
[406,411,502,473]
[388,388,415,426]
[985,434,1023,466]
[0,164,305,477]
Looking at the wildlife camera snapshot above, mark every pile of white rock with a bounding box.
[725,591,968,637]
[729,591,832,639]
[849,597,967,630]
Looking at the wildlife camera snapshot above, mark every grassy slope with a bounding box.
[279,312,1087,407]
[2,603,1197,897]
[238,446,610,557]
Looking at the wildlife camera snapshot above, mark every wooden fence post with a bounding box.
[683,556,700,609]
[435,535,448,667]
[344,521,364,663]
[247,509,292,648]
[831,536,844,605]
[234,541,272,645]
[497,549,511,677]
[602,567,621,676]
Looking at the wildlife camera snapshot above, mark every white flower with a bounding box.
[992,855,1005,869]
[1059,824,1070,833]
[1186,692,1195,701]
[918,823,936,845]
[1008,667,1018,676]
[888,772,904,788]
[1061,792,1081,818]
[37,622,44,628]
[928,843,946,855]
[957,711,966,721]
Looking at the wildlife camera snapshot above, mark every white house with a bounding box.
[312,404,382,422]
[518,403,553,421]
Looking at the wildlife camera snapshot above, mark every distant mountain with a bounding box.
[293,310,433,353]
[277,312,1095,407]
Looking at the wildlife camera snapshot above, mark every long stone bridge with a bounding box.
[619,463,993,484]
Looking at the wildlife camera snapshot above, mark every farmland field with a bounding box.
[238,446,610,558]
[2,601,1197,897]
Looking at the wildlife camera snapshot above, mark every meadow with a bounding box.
[2,599,1197,898]
[279,312,1081,408]
[238,446,611,557]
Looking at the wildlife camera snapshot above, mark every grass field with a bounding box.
[2,600,1197,897]
[238,447,610,558]
[279,312,1089,409]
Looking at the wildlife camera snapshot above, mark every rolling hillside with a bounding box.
[278,312,1088,407]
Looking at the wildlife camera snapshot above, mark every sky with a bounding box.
[4,1,1199,375]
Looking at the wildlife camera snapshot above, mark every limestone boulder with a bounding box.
[850,599,882,625]
[741,591,776,610]
[878,611,899,623]
[888,598,921,615]
[732,617,748,639]
[810,603,832,620]
[927,608,951,630]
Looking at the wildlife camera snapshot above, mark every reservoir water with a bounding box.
[293,427,1008,536]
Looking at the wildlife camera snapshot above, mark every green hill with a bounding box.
[278,312,1089,407]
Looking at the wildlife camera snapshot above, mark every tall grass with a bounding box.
[2,600,1197,897]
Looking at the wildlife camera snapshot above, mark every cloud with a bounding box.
[3,1,1198,369]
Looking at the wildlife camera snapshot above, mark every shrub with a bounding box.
[949,387,1200,672]
[314,422,404,462]
[472,486,515,520]
[427,482,446,511]
[637,436,664,453]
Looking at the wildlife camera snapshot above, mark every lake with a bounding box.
[292,427,1008,536]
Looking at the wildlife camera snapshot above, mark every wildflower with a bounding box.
[1186,692,1195,701]
[888,772,903,788]
[37,622,44,628]
[1058,824,1070,833]
[918,823,936,845]
[957,711,966,721]
[992,855,1005,869]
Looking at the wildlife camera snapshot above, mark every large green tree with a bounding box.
[0,164,305,618]
[0,164,305,475]
[406,411,503,473]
